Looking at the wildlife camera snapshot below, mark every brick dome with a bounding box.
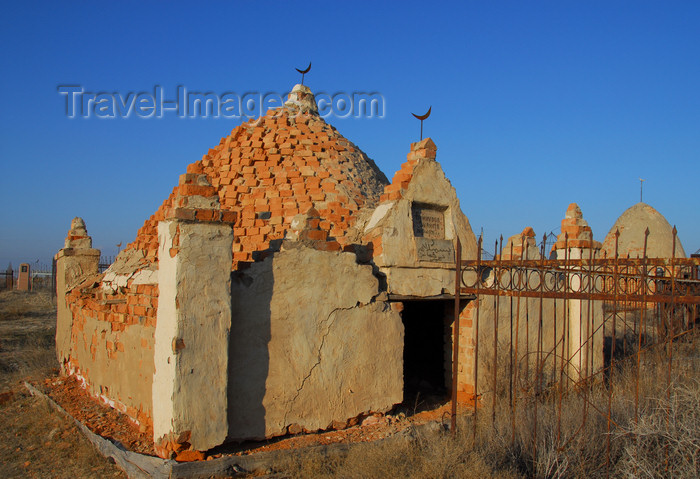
[127,84,389,269]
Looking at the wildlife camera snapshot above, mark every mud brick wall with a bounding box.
[65,279,157,428]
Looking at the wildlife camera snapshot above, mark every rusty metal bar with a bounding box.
[451,236,461,435]
[460,257,700,268]
[623,288,628,359]
[458,288,700,304]
[635,229,649,427]
[583,244,594,429]
[606,229,620,478]
[512,238,523,445]
[578,248,584,383]
[533,235,545,457]
[492,238,501,427]
[557,235,569,446]
[665,227,678,472]
[509,240,514,410]
[524,235,530,396]
[473,236,483,443]
[552,265,557,402]
[538,237,546,385]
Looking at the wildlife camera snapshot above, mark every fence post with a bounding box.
[451,237,461,435]
[473,236,482,443]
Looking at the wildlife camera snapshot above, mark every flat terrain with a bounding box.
[0,290,125,478]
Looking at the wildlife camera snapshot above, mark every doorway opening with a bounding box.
[400,299,451,409]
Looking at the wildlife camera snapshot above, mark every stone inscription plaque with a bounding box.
[415,238,455,263]
[412,205,445,239]
[412,204,453,262]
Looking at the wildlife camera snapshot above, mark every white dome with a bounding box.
[602,203,685,259]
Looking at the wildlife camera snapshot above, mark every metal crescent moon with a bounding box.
[412,106,431,121]
[295,62,312,75]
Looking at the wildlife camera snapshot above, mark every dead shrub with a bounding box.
[614,379,699,478]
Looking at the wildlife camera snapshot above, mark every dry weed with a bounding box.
[284,332,698,479]
[614,379,699,478]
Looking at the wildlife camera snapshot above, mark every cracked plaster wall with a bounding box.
[228,244,403,441]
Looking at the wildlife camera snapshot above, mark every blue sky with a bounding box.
[1,1,698,269]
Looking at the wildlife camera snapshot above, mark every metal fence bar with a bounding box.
[605,230,620,477]
[492,239,500,427]
[451,237,461,435]
[557,236,569,447]
[473,236,482,443]
[664,228,679,472]
[511,237,523,445]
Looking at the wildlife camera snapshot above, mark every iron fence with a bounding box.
[99,256,115,273]
[452,228,700,475]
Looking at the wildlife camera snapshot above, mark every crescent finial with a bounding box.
[295,62,312,85]
[412,106,432,121]
[295,62,311,75]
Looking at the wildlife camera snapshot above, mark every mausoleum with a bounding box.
[55,84,479,456]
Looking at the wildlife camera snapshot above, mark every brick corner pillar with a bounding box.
[54,217,100,370]
[456,299,477,402]
[152,173,235,454]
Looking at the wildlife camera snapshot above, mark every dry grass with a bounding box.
[0,290,125,478]
[283,332,699,479]
[0,290,57,390]
[280,425,517,479]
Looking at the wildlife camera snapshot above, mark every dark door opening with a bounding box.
[401,300,450,406]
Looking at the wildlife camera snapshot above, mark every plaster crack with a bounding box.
[282,305,354,427]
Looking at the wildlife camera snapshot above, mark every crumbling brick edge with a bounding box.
[25,381,444,478]
[24,382,171,479]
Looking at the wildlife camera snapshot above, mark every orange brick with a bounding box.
[303,229,327,241]
[195,209,216,221]
[321,241,342,252]
[179,184,216,197]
